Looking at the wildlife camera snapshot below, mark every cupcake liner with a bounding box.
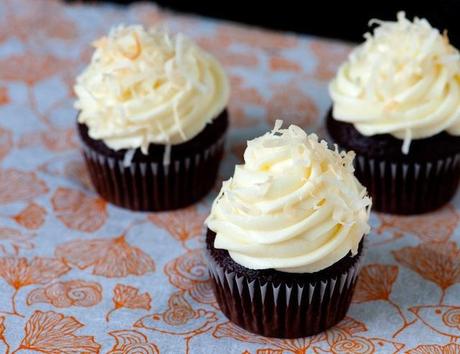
[354,152,460,214]
[82,135,225,211]
[207,242,366,338]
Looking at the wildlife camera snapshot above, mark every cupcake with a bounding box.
[75,25,230,211]
[328,12,460,215]
[205,121,371,338]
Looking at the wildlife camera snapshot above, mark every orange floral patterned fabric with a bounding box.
[0,0,459,352]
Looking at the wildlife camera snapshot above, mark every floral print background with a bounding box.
[0,0,459,352]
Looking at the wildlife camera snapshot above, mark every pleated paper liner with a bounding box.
[354,153,460,215]
[325,110,460,215]
[206,230,366,339]
[78,110,228,211]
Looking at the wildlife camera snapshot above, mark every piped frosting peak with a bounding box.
[206,121,371,273]
[75,24,229,153]
[330,12,460,153]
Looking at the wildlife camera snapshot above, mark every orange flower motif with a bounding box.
[62,70,80,98]
[321,316,368,344]
[15,311,100,353]
[214,51,259,68]
[267,86,318,128]
[0,127,12,162]
[62,159,93,191]
[50,129,76,151]
[406,343,460,354]
[0,169,48,204]
[194,36,228,53]
[228,75,265,128]
[0,54,71,85]
[0,87,9,106]
[165,249,215,307]
[162,292,198,326]
[309,40,351,80]
[108,330,159,354]
[352,264,414,337]
[135,291,218,353]
[0,316,4,338]
[212,320,321,354]
[135,291,217,335]
[353,264,399,303]
[55,235,155,277]
[410,305,460,339]
[393,241,460,303]
[316,317,404,354]
[314,337,404,354]
[12,202,46,230]
[27,280,102,308]
[196,36,260,68]
[377,205,459,242]
[306,317,368,352]
[148,206,206,246]
[0,227,35,256]
[0,256,70,288]
[19,128,78,152]
[257,350,284,354]
[3,0,77,42]
[0,256,70,316]
[38,155,93,191]
[214,23,298,51]
[0,316,7,353]
[269,56,302,72]
[51,187,107,233]
[113,284,152,310]
[328,337,375,354]
[443,307,460,330]
[106,284,151,321]
[230,75,265,106]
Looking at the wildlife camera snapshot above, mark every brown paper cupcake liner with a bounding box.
[354,152,460,215]
[82,135,225,211]
[326,110,460,215]
[207,241,366,338]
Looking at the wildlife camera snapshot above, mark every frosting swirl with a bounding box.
[329,12,460,153]
[206,121,371,273]
[75,25,230,153]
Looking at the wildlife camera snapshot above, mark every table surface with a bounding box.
[0,0,459,353]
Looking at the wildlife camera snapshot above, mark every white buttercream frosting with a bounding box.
[206,121,371,273]
[329,12,460,153]
[75,25,230,153]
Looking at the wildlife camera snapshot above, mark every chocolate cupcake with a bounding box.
[74,25,230,211]
[205,122,371,338]
[327,12,460,215]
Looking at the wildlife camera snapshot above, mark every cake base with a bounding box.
[326,109,460,215]
[78,110,228,211]
[206,229,364,338]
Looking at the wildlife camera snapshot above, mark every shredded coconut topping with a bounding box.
[206,121,371,273]
[330,12,460,153]
[75,24,229,153]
